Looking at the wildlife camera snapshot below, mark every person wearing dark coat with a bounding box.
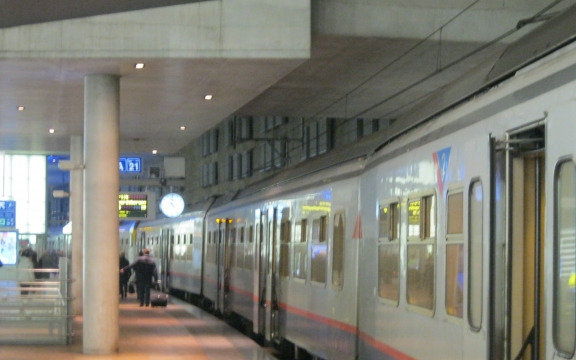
[120,248,158,307]
[119,252,131,299]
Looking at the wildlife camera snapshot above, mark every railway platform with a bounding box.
[0,295,279,360]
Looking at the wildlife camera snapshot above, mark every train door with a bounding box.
[216,219,231,315]
[255,207,279,342]
[503,121,546,360]
[159,229,171,291]
[546,102,576,360]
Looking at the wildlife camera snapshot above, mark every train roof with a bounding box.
[372,2,576,153]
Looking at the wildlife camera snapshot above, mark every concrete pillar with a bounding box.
[70,135,84,316]
[83,74,120,354]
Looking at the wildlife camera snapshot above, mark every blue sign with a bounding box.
[119,157,142,173]
[0,200,16,227]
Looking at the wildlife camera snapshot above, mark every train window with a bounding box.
[311,216,327,284]
[245,225,254,270]
[312,216,327,242]
[406,193,436,312]
[379,243,399,302]
[332,212,345,289]
[408,200,421,238]
[553,161,576,356]
[189,233,193,244]
[379,202,399,240]
[445,190,464,318]
[468,180,483,330]
[378,200,400,302]
[293,220,307,280]
[280,215,291,278]
[156,237,159,245]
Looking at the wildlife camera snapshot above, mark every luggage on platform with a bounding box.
[150,292,168,307]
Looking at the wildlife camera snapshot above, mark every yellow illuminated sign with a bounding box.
[119,193,148,219]
[408,200,420,225]
[302,201,332,216]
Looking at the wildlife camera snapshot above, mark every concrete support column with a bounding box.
[70,135,84,316]
[83,74,120,354]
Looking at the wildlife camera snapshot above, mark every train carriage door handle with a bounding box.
[260,288,266,307]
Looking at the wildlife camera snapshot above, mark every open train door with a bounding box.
[254,207,279,342]
[494,118,546,360]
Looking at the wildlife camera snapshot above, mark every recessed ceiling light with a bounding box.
[49,129,55,134]
[17,106,25,111]
[135,63,145,69]
[180,126,186,130]
[152,150,157,154]
[204,95,213,100]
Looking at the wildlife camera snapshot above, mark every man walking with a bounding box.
[120,248,158,307]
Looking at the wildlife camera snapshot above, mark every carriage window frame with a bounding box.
[292,219,308,282]
[467,179,483,331]
[332,211,346,290]
[379,200,400,241]
[378,199,401,305]
[445,188,464,320]
[406,191,437,315]
[553,159,576,357]
[310,214,328,286]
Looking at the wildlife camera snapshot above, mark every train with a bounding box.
[120,4,576,359]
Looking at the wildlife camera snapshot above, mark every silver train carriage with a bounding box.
[120,4,576,359]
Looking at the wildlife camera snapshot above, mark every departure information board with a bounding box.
[119,192,155,220]
[0,200,16,227]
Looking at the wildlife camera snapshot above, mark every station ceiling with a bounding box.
[0,1,558,156]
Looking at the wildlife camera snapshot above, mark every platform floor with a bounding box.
[0,295,279,360]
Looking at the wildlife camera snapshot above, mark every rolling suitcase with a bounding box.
[150,292,168,307]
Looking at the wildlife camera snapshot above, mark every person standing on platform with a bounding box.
[120,248,158,307]
[17,249,35,295]
[119,252,131,299]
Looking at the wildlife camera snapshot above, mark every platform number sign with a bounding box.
[119,157,142,173]
[0,200,16,227]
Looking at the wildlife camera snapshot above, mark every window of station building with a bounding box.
[553,161,576,356]
[280,211,291,278]
[468,180,483,330]
[293,220,307,280]
[332,212,345,289]
[406,193,436,312]
[378,201,400,302]
[245,225,254,270]
[236,227,245,269]
[311,216,328,284]
[445,190,464,318]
